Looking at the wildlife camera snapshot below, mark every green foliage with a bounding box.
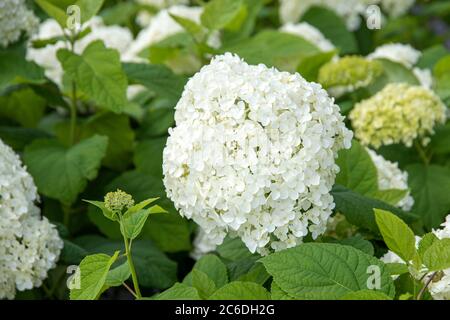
[208,282,270,300]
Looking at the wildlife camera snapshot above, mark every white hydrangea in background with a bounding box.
[279,0,378,31]
[27,17,133,86]
[0,139,63,300]
[0,0,39,47]
[135,0,189,26]
[366,148,414,211]
[191,227,219,260]
[367,43,432,88]
[280,22,335,52]
[381,215,450,300]
[163,53,352,255]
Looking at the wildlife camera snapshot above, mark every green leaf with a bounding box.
[209,281,270,300]
[183,254,228,289]
[261,243,395,300]
[156,283,200,300]
[105,261,131,287]
[430,123,450,155]
[271,281,295,300]
[0,88,46,128]
[57,41,128,113]
[331,185,417,234]
[385,263,409,276]
[433,55,450,103]
[70,251,119,300]
[236,262,270,285]
[406,164,450,229]
[422,238,450,271]
[200,0,243,30]
[296,50,336,82]
[60,239,88,264]
[126,197,159,216]
[123,63,187,103]
[369,59,420,94]
[417,45,449,69]
[221,30,319,71]
[302,6,357,54]
[23,135,108,205]
[0,44,46,93]
[191,269,217,299]
[374,209,417,262]
[84,200,117,221]
[121,206,167,240]
[340,290,392,300]
[133,137,166,178]
[35,0,68,27]
[217,236,254,261]
[333,235,374,256]
[418,233,439,258]
[170,14,206,42]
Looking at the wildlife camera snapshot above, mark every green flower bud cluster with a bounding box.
[349,83,446,148]
[318,56,383,97]
[104,189,135,213]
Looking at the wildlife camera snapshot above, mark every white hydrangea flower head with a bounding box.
[26,17,133,86]
[349,83,446,148]
[366,148,414,211]
[380,0,415,17]
[0,0,39,48]
[279,0,379,31]
[280,22,335,52]
[0,139,63,300]
[163,53,353,255]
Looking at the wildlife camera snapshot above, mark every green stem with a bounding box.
[123,235,142,299]
[414,140,430,165]
[417,271,437,300]
[69,81,77,145]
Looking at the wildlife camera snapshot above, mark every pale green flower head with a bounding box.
[104,189,135,213]
[349,83,447,148]
[318,56,383,96]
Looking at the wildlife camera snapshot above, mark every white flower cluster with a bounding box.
[368,43,432,88]
[0,139,63,300]
[381,215,450,300]
[27,17,133,86]
[0,0,39,47]
[163,53,352,255]
[366,148,414,211]
[280,22,335,52]
[279,0,377,31]
[191,228,219,260]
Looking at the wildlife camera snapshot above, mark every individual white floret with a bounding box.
[163,53,352,255]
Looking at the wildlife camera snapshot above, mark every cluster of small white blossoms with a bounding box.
[0,0,39,47]
[0,139,63,300]
[368,43,432,88]
[366,148,414,211]
[191,228,219,260]
[135,0,189,26]
[163,53,353,255]
[381,215,450,300]
[124,5,220,75]
[27,17,133,86]
[350,83,446,148]
[280,22,335,53]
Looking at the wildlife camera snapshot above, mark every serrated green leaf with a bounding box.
[183,254,228,289]
[261,243,395,300]
[156,283,201,300]
[422,238,450,271]
[418,233,439,258]
[385,263,409,276]
[70,251,119,300]
[60,239,88,264]
[191,269,217,299]
[208,281,270,300]
[0,88,46,128]
[201,0,243,30]
[84,200,117,221]
[333,235,374,256]
[57,41,128,113]
[374,209,417,262]
[125,198,159,216]
[121,206,167,240]
[340,290,392,300]
[23,135,108,205]
[271,281,295,300]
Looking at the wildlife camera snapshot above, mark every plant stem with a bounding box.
[122,235,142,299]
[69,81,77,145]
[417,271,437,300]
[414,140,430,165]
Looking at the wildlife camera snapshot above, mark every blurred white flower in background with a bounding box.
[280,22,335,52]
[0,0,39,48]
[163,53,352,255]
[367,42,432,88]
[135,0,189,26]
[366,148,414,211]
[0,139,63,300]
[26,17,133,86]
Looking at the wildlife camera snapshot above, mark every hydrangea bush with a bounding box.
[1,0,450,302]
